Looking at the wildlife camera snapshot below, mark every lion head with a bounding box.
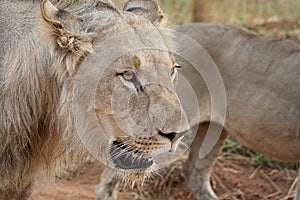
[40,0,190,177]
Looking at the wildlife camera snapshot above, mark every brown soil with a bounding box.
[212,155,298,200]
[31,163,102,200]
[32,154,298,200]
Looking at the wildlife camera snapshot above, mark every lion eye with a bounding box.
[123,70,135,81]
[117,70,136,81]
[117,70,143,92]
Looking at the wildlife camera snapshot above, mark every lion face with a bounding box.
[40,0,190,175]
[94,49,189,172]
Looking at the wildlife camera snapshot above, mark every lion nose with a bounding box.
[158,130,188,142]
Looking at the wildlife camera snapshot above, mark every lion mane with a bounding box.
[0,0,112,198]
[0,0,187,199]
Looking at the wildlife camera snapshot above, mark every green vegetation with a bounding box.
[223,137,300,170]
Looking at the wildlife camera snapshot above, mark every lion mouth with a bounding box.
[110,141,154,170]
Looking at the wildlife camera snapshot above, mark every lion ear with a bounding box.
[124,0,165,26]
[41,0,65,30]
[41,0,93,54]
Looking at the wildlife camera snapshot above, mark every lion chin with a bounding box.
[116,169,154,185]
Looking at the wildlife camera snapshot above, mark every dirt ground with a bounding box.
[31,154,298,200]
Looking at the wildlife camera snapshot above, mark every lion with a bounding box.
[96,23,300,200]
[0,0,190,199]
[176,23,300,200]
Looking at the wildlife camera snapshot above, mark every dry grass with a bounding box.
[116,153,298,200]
[192,0,300,24]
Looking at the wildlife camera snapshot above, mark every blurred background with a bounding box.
[115,0,300,42]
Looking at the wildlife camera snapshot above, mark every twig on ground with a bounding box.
[249,165,262,179]
[281,175,299,200]
[260,170,282,193]
[211,172,230,193]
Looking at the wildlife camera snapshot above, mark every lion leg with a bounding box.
[95,168,119,200]
[184,122,227,200]
[295,167,300,200]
